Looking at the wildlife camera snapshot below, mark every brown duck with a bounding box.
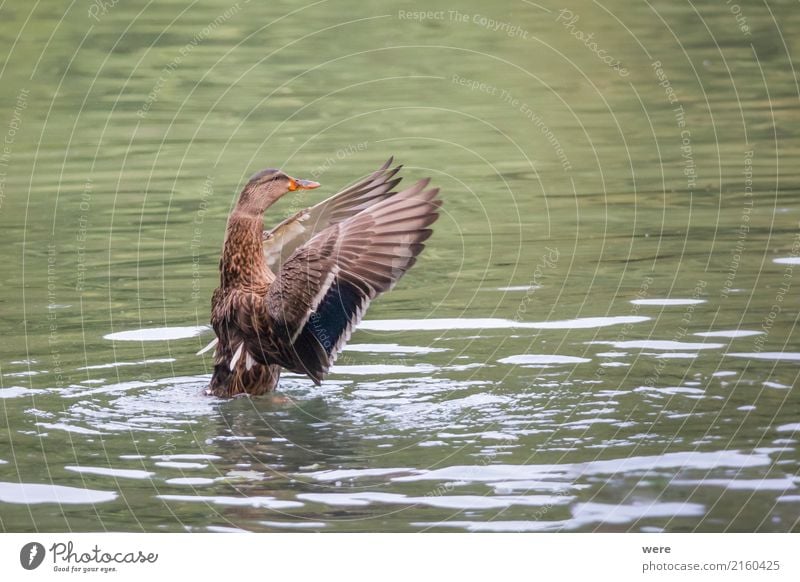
[198,158,441,397]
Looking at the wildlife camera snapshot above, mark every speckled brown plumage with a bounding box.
[204,159,440,397]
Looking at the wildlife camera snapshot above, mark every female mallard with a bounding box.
[200,158,441,397]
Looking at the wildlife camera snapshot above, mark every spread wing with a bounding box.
[253,179,440,384]
[263,158,403,271]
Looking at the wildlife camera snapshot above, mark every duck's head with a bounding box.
[236,168,320,215]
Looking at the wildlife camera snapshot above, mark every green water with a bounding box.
[0,0,799,532]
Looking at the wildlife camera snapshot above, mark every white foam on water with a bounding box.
[61,380,155,399]
[0,386,44,399]
[727,352,800,361]
[571,501,706,525]
[482,432,519,441]
[695,330,763,338]
[4,370,42,377]
[495,285,542,292]
[602,340,724,350]
[634,386,705,395]
[671,478,796,491]
[154,462,209,470]
[344,343,448,354]
[358,316,648,331]
[296,491,570,510]
[158,494,303,510]
[764,381,790,389]
[498,354,591,365]
[490,480,581,493]
[165,478,216,486]
[219,470,266,483]
[0,482,117,504]
[151,454,221,461]
[528,316,650,330]
[78,358,175,371]
[392,450,771,483]
[776,423,800,433]
[654,353,700,359]
[304,467,419,482]
[108,317,648,345]
[631,299,705,306]
[774,257,800,265]
[414,500,705,532]
[65,466,154,480]
[260,520,327,529]
[413,520,562,532]
[104,326,211,341]
[36,422,104,436]
[330,364,437,375]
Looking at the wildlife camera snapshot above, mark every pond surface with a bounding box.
[0,0,799,532]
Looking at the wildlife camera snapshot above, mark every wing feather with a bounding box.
[263,158,404,270]
[256,179,441,383]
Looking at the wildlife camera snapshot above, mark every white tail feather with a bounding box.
[245,351,255,371]
[196,337,219,356]
[229,342,244,371]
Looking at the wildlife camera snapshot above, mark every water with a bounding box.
[1,0,799,532]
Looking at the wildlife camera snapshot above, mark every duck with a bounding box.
[197,158,441,397]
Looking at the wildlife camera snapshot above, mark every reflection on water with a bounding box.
[2,315,798,531]
[1,0,799,532]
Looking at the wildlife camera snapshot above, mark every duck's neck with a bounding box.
[220,211,273,291]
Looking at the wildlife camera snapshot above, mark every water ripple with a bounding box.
[0,482,117,505]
